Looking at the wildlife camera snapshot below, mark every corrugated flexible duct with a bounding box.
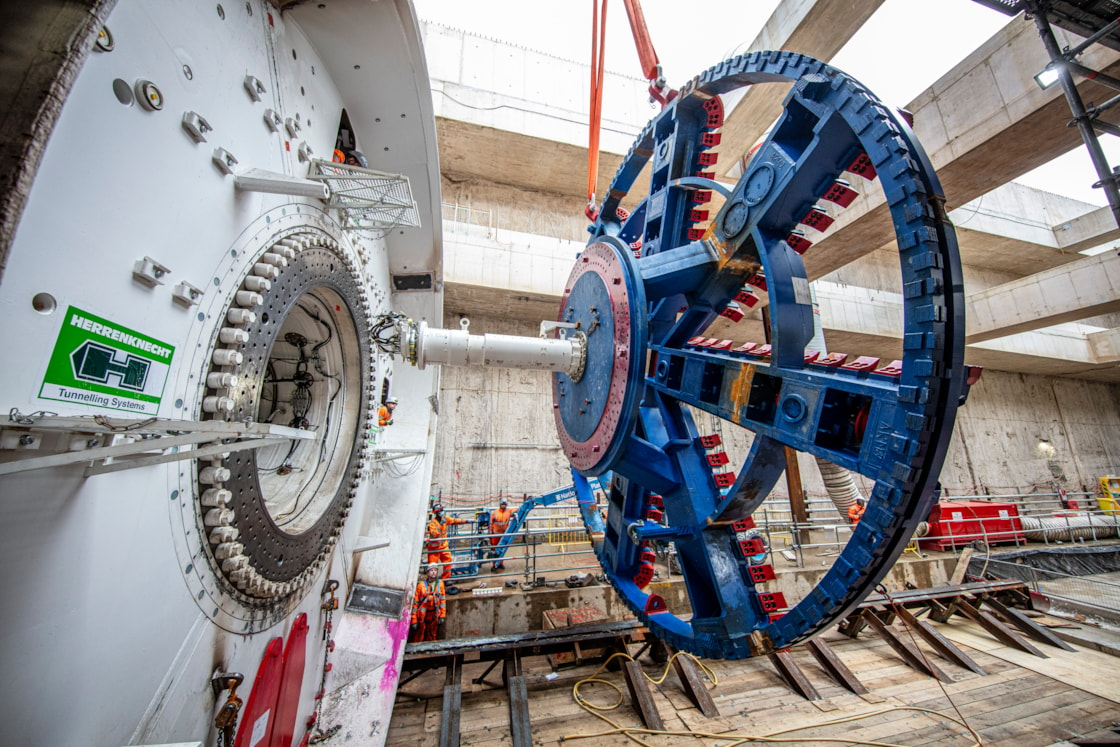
[1020,513,1120,542]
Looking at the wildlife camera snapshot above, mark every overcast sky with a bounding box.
[415,0,1119,207]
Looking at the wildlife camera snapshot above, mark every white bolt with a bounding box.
[222,555,249,572]
[242,276,271,293]
[219,327,250,345]
[207,371,239,389]
[201,488,233,507]
[235,290,263,308]
[252,263,280,279]
[211,349,243,366]
[230,568,252,585]
[203,507,234,526]
[199,465,232,484]
[215,542,245,560]
[227,307,257,324]
[260,252,288,268]
[209,526,240,544]
[274,246,296,260]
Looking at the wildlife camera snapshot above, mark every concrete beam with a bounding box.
[1055,203,1120,254]
[709,0,886,171]
[804,18,1120,281]
[966,249,1120,343]
[1088,326,1120,362]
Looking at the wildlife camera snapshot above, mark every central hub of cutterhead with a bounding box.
[553,239,646,473]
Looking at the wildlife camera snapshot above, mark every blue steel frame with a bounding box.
[557,52,970,659]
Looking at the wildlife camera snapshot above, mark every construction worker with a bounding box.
[848,497,866,525]
[489,497,514,571]
[425,503,467,579]
[409,564,446,643]
[378,397,398,427]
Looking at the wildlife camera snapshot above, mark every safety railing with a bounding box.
[976,557,1120,613]
[423,487,1119,586]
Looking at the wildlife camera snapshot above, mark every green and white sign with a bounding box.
[39,306,175,415]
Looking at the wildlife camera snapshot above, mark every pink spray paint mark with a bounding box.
[379,615,411,691]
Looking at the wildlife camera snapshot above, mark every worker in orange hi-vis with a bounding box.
[489,497,514,571]
[378,397,398,427]
[425,503,467,579]
[848,497,866,525]
[409,564,446,643]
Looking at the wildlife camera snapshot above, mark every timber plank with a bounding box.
[931,619,1120,704]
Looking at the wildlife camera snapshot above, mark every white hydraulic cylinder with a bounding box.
[413,319,585,379]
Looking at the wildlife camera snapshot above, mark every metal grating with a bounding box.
[308,158,421,232]
[973,0,1120,52]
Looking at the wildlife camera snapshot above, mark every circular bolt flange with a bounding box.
[135,80,164,111]
[95,26,114,52]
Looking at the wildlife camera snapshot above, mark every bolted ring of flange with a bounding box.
[197,230,371,600]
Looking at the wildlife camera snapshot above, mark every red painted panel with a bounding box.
[234,637,284,747]
[272,613,310,747]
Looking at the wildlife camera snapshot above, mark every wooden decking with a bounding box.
[389,617,1120,746]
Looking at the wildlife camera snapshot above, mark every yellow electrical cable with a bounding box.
[563,649,982,747]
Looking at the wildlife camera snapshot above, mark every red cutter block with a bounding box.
[696,170,715,180]
[709,339,733,351]
[804,350,820,363]
[641,547,658,565]
[758,591,787,612]
[701,132,722,147]
[687,227,706,240]
[720,304,745,322]
[748,564,776,583]
[746,273,767,292]
[847,152,877,180]
[707,452,730,467]
[698,152,719,166]
[734,290,760,308]
[693,190,712,203]
[730,342,758,354]
[822,180,858,207]
[801,205,835,231]
[703,96,724,128]
[648,494,664,508]
[874,360,903,377]
[738,537,765,557]
[841,355,880,372]
[786,231,812,254]
[645,508,664,524]
[966,365,984,385]
[753,344,771,357]
[690,208,709,222]
[713,471,736,487]
[633,564,655,589]
[645,594,669,614]
[687,336,707,346]
[814,351,848,367]
[700,434,722,449]
[731,517,756,532]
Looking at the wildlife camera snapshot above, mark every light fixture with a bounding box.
[1035,65,1060,90]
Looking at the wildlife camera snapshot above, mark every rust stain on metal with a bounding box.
[727,362,755,425]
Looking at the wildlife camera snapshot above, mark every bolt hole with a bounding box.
[182,64,193,80]
[300,86,305,96]
[292,49,298,60]
[261,312,270,324]
[353,64,360,70]
[112,78,134,106]
[31,293,57,314]
[245,1,252,15]
[217,4,225,19]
